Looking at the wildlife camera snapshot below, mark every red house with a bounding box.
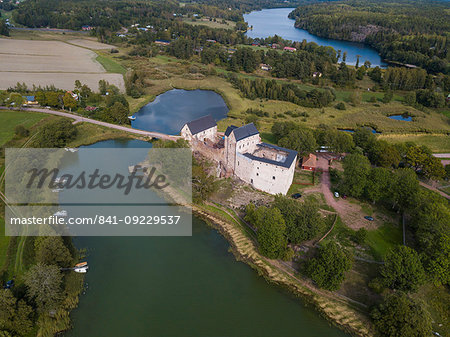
[301,153,316,171]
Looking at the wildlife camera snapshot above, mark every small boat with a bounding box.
[74,266,89,273]
[52,188,63,193]
[69,148,78,153]
[53,177,67,184]
[75,262,88,268]
[53,210,68,217]
[128,115,136,120]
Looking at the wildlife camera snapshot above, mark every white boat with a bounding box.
[53,210,68,217]
[74,266,89,273]
[69,148,78,153]
[53,177,68,184]
[52,188,63,193]
[128,115,136,120]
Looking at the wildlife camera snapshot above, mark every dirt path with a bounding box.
[314,154,380,230]
[419,181,450,200]
[1,107,180,141]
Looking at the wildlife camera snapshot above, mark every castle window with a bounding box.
[251,179,253,183]
[272,176,275,180]
[256,173,259,176]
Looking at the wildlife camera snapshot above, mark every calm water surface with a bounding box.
[388,115,412,121]
[65,139,349,337]
[244,8,386,67]
[131,89,229,135]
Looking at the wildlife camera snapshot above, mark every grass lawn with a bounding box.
[378,133,450,153]
[366,222,402,260]
[96,53,127,74]
[182,17,236,30]
[0,110,48,146]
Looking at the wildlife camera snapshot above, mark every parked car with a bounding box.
[342,195,347,199]
[334,192,340,198]
[291,193,302,199]
[364,216,374,221]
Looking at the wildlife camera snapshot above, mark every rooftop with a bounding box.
[229,123,259,141]
[243,143,297,169]
[184,115,216,135]
[302,153,316,168]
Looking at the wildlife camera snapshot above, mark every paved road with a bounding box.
[1,107,180,141]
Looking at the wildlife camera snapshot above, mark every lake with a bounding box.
[244,8,386,67]
[64,139,349,337]
[131,89,229,135]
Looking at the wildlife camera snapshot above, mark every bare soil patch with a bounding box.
[0,38,124,91]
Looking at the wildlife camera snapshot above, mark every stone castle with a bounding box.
[181,115,297,195]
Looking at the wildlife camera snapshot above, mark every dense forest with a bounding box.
[289,0,450,74]
[11,0,245,30]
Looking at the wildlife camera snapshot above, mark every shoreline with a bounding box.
[192,204,374,337]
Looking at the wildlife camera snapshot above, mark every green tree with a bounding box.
[342,153,371,197]
[9,93,24,108]
[192,163,217,203]
[349,91,362,105]
[278,128,317,157]
[404,91,416,106]
[380,245,426,292]
[365,167,393,203]
[35,119,78,148]
[382,90,394,103]
[0,290,33,336]
[45,92,61,107]
[393,168,419,211]
[35,236,73,268]
[306,241,353,291]
[246,206,286,259]
[273,196,324,244]
[105,102,129,124]
[62,92,77,111]
[372,292,432,337]
[98,80,108,95]
[352,127,376,152]
[25,263,63,313]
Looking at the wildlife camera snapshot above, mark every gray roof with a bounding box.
[224,125,237,137]
[230,123,259,141]
[185,115,216,135]
[243,143,297,169]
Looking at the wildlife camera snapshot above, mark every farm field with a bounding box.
[0,38,125,91]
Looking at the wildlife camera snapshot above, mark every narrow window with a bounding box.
[272,176,275,180]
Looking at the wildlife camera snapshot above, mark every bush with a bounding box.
[335,102,346,110]
[14,125,29,138]
[352,228,368,244]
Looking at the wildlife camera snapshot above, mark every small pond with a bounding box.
[131,89,229,135]
[338,128,381,134]
[388,115,412,122]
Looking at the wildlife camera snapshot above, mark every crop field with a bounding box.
[0,38,125,91]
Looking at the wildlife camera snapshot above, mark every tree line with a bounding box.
[226,73,336,108]
[289,0,449,74]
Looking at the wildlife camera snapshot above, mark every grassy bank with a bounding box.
[193,203,374,337]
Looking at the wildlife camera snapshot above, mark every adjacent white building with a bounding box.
[180,115,217,142]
